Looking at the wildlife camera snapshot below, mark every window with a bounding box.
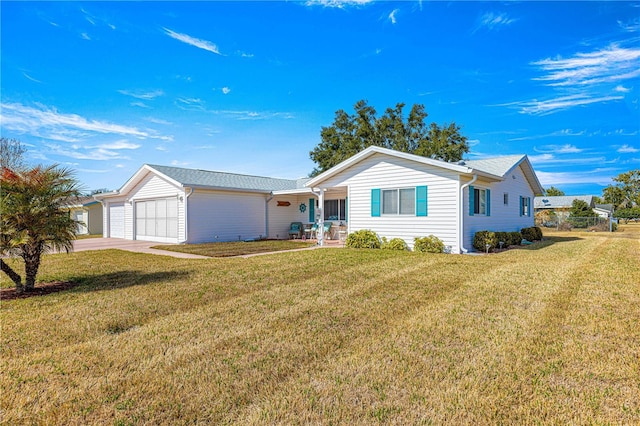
[503,192,509,206]
[372,186,427,217]
[382,188,415,215]
[324,199,346,220]
[474,188,487,215]
[520,196,530,217]
[469,186,490,216]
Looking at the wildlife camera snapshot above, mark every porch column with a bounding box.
[317,189,324,246]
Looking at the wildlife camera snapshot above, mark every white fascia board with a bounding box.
[186,184,272,194]
[306,146,477,187]
[271,188,314,196]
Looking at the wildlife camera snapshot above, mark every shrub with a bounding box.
[509,232,523,246]
[345,229,380,249]
[381,237,408,251]
[414,235,445,253]
[558,221,573,231]
[473,231,497,252]
[521,226,542,241]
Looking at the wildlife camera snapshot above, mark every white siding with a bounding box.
[126,173,186,243]
[267,195,313,239]
[316,153,461,251]
[463,165,536,251]
[187,189,268,243]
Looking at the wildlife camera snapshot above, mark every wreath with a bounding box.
[299,203,307,213]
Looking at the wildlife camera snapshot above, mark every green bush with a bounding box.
[345,229,380,249]
[413,235,445,253]
[509,231,523,246]
[473,231,497,252]
[381,237,408,251]
[521,226,542,241]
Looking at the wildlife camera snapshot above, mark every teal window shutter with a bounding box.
[416,186,428,216]
[519,196,523,216]
[308,198,315,222]
[486,189,491,217]
[345,197,348,222]
[527,197,531,217]
[469,186,475,216]
[371,189,380,217]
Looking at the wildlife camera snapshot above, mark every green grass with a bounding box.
[1,226,639,424]
[152,239,316,257]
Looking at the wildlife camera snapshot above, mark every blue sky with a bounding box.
[1,1,639,196]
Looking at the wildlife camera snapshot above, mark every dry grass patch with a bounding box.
[1,230,639,424]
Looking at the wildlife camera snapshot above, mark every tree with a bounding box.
[0,137,27,170]
[613,207,640,223]
[545,186,565,196]
[0,165,83,293]
[568,199,597,229]
[309,100,469,176]
[603,169,640,210]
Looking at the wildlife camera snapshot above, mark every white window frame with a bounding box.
[324,199,346,221]
[382,187,415,215]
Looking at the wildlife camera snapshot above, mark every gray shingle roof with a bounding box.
[534,195,595,209]
[148,164,307,192]
[462,155,525,177]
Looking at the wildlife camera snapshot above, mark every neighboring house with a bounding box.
[96,146,544,252]
[67,196,104,235]
[533,195,597,219]
[594,204,614,219]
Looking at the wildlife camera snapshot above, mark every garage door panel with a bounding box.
[109,203,125,239]
[135,198,178,242]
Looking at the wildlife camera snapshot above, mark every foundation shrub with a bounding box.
[381,237,408,251]
[345,229,381,249]
[473,231,497,252]
[413,235,445,253]
[521,226,543,241]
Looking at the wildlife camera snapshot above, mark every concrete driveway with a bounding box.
[73,238,210,259]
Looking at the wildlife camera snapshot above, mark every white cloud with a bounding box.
[22,72,42,83]
[535,170,614,186]
[511,93,623,115]
[614,85,631,93]
[96,140,141,150]
[305,0,373,8]
[0,102,171,142]
[221,87,231,95]
[535,144,584,154]
[532,43,640,87]
[388,9,399,25]
[80,32,91,40]
[45,143,130,161]
[475,12,516,32]
[163,27,221,55]
[118,89,164,100]
[617,144,639,153]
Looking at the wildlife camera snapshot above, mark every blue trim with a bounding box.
[308,198,315,222]
[371,189,380,217]
[469,186,475,216]
[486,189,491,217]
[416,186,428,217]
[519,196,523,216]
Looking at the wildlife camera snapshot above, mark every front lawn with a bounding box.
[153,239,316,257]
[1,228,639,424]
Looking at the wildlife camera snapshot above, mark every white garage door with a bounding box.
[109,203,125,239]
[135,198,178,243]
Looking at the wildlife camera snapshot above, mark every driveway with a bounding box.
[73,238,210,259]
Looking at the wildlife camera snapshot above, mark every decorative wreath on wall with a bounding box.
[299,203,307,213]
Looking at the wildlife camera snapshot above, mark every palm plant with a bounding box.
[1,165,83,293]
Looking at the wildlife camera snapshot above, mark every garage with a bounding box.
[108,202,125,239]
[135,198,178,243]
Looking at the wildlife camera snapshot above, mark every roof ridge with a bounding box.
[147,164,300,182]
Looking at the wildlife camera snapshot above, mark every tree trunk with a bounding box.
[1,259,24,292]
[22,244,42,292]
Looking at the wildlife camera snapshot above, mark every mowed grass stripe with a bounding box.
[2,230,639,425]
[238,238,608,424]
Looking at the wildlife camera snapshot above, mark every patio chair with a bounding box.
[322,221,333,240]
[304,223,319,240]
[288,222,303,239]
